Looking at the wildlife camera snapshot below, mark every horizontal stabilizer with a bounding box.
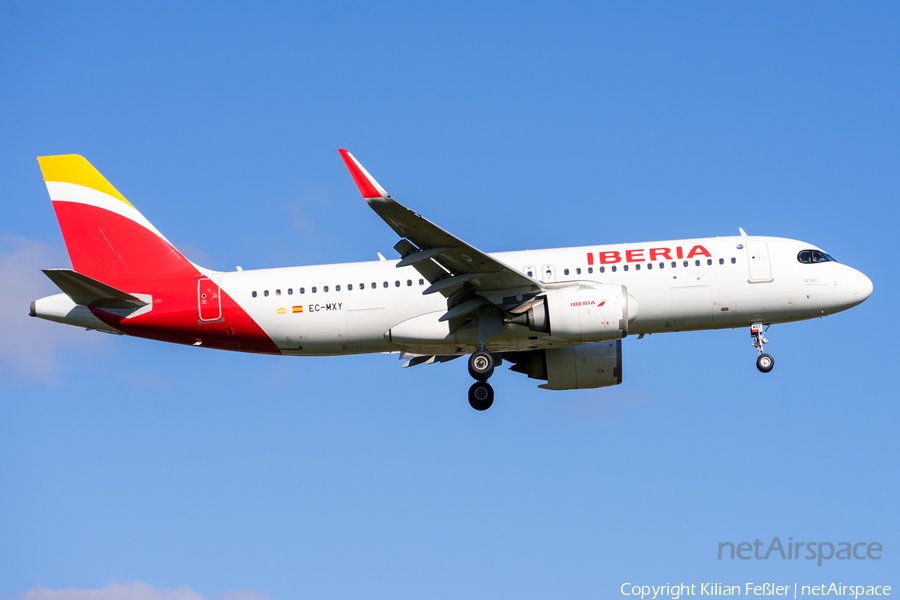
[42,269,149,309]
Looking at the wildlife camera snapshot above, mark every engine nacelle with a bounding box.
[512,283,632,343]
[505,340,623,390]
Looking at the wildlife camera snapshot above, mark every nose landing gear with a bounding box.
[751,322,774,373]
[467,346,496,410]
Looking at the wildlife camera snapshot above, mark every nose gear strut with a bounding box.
[751,322,775,373]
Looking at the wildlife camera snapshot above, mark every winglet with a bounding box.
[338,149,388,199]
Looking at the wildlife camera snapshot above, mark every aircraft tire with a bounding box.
[756,353,775,373]
[468,381,494,411]
[468,350,494,380]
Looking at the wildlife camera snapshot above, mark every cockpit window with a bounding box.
[798,249,836,264]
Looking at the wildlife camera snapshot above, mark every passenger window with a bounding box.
[300,287,305,294]
[683,261,688,267]
[588,267,593,274]
[252,291,257,298]
[275,289,281,296]
[348,284,353,291]
[719,258,724,265]
[623,265,629,271]
[336,285,341,292]
[600,266,605,273]
[407,279,412,286]
[611,266,617,272]
[659,262,665,269]
[264,290,269,297]
[419,279,424,285]
[647,263,652,270]
[731,257,736,264]
[383,281,388,288]
[395,280,400,287]
[371,282,376,289]
[564,268,570,276]
[695,260,700,266]
[527,270,533,277]
[576,268,581,275]
[288,288,293,295]
[671,261,676,268]
[323,286,329,293]
[635,264,640,271]
[312,287,317,293]
[360,283,364,290]
[707,259,712,266]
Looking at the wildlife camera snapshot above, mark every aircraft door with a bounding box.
[746,241,772,281]
[198,278,222,322]
[541,264,556,282]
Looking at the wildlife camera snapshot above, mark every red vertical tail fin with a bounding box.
[37,155,200,286]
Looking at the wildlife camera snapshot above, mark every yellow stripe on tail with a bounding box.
[37,154,134,208]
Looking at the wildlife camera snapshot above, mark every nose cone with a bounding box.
[858,272,873,301]
[847,268,873,308]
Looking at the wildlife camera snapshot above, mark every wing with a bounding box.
[338,150,543,314]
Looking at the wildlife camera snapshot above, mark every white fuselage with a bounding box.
[211,235,871,356]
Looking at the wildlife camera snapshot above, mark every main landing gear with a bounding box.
[468,347,495,411]
[751,322,775,373]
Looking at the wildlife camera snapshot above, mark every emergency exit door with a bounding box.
[198,278,222,322]
[746,241,772,281]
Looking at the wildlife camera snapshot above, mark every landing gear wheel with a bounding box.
[468,381,494,411]
[468,350,495,380]
[750,323,774,373]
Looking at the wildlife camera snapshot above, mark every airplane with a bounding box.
[30,152,873,410]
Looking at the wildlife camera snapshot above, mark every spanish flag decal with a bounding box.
[293,306,303,313]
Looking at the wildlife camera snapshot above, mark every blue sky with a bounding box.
[1,2,898,599]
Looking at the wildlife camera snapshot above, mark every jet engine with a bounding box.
[509,283,633,342]
[504,340,623,390]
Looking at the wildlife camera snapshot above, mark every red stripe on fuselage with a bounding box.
[90,275,280,355]
[53,201,280,354]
